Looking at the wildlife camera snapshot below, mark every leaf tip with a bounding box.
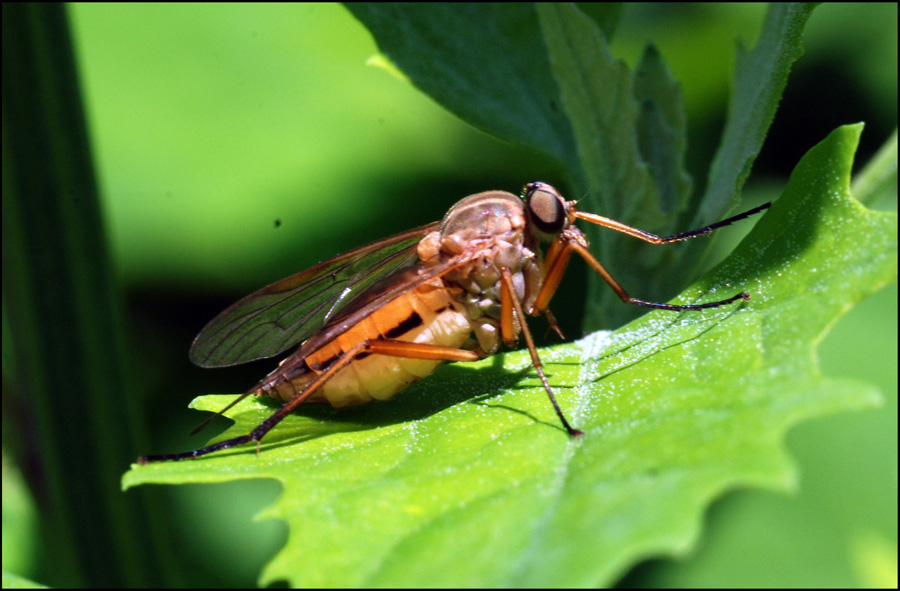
[365,53,410,84]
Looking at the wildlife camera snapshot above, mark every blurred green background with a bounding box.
[8,3,893,587]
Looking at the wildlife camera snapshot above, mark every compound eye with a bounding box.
[524,182,566,234]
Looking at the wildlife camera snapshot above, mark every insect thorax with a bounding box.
[418,191,544,354]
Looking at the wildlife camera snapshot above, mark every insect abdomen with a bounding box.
[264,280,471,407]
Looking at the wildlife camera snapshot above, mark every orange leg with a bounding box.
[532,228,751,315]
[500,268,583,438]
[532,201,771,313]
[543,309,565,340]
[533,228,583,314]
[137,340,480,463]
[568,239,750,311]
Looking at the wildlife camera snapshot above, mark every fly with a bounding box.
[137,183,769,463]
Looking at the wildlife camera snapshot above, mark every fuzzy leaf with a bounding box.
[124,125,896,586]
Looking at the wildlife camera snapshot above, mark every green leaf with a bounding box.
[1,572,48,589]
[124,125,897,586]
[344,3,580,171]
[699,3,816,223]
[593,2,817,329]
[633,44,693,220]
[535,2,659,227]
[852,128,897,208]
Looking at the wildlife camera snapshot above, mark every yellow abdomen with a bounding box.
[264,280,471,407]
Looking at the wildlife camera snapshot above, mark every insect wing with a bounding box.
[189,222,440,367]
[284,250,479,367]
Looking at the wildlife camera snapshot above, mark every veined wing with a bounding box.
[253,250,481,394]
[288,250,480,364]
[190,221,440,367]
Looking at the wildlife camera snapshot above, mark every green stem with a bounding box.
[2,4,174,586]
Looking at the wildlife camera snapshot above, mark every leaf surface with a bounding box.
[124,125,897,587]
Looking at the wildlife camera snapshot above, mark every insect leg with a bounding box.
[543,309,565,340]
[187,391,255,436]
[500,268,583,438]
[568,239,750,311]
[137,340,480,464]
[573,202,771,244]
[532,229,582,315]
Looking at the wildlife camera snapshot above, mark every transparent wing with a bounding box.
[253,250,481,392]
[190,222,440,367]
